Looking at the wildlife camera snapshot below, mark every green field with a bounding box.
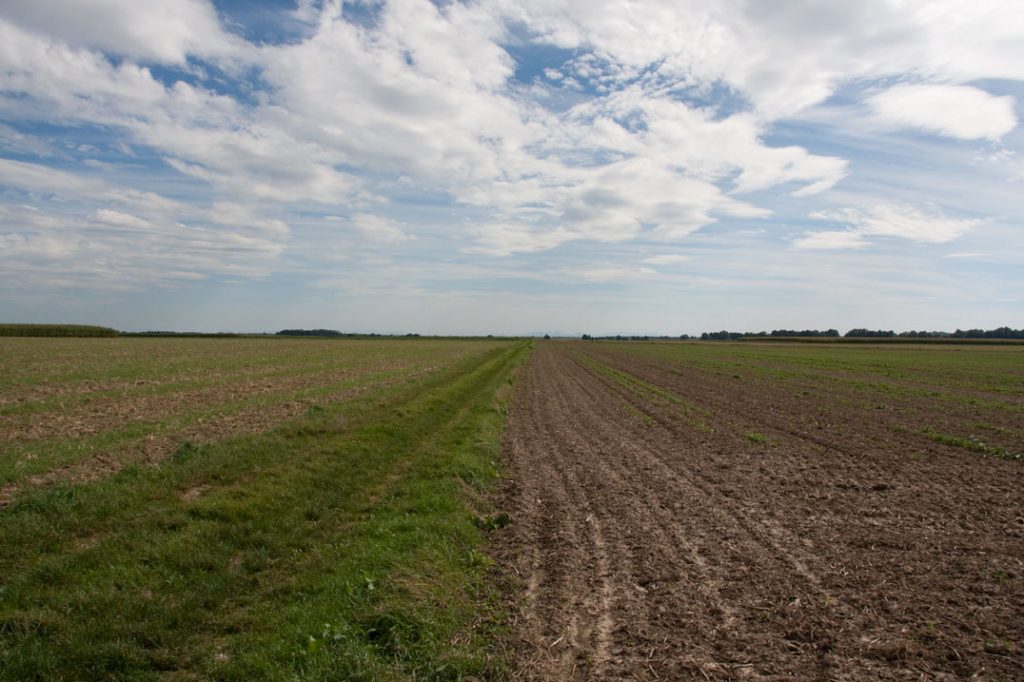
[0,337,528,680]
[596,340,1024,459]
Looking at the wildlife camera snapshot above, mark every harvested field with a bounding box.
[497,341,1024,679]
[0,337,501,507]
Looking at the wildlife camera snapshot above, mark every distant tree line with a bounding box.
[276,329,421,338]
[899,327,1024,339]
[580,334,694,341]
[0,324,118,337]
[277,329,348,337]
[843,328,895,338]
[696,327,1024,340]
[123,331,242,338]
[845,327,1024,339]
[700,329,839,340]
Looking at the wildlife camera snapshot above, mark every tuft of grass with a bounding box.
[745,431,777,447]
[472,511,511,532]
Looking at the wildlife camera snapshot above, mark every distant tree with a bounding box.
[277,329,343,337]
[543,334,551,339]
[844,328,896,338]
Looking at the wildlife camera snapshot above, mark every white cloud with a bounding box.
[91,209,151,230]
[869,84,1017,140]
[496,1,1024,118]
[0,0,242,64]
[793,231,869,250]
[351,214,410,243]
[204,202,289,236]
[0,202,282,291]
[0,0,1021,307]
[796,203,982,249]
[642,254,693,265]
[0,2,855,258]
[572,265,656,282]
[0,160,293,289]
[0,19,364,205]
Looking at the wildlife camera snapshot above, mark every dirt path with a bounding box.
[495,343,1023,680]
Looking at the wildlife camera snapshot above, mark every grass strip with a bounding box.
[0,340,530,680]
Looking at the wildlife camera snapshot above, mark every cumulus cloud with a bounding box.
[869,84,1017,140]
[495,1,1024,117]
[0,0,242,63]
[795,203,982,249]
[0,0,855,262]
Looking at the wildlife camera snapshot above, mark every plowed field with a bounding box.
[497,342,1023,679]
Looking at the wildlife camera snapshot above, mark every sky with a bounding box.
[0,0,1022,336]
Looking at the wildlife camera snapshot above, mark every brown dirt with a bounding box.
[495,343,1024,680]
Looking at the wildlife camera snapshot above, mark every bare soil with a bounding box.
[495,343,1023,680]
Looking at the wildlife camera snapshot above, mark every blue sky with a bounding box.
[0,0,1021,335]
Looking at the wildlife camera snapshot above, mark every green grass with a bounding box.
[0,338,509,491]
[0,340,530,680]
[919,429,1024,461]
[584,340,1024,461]
[744,431,777,447]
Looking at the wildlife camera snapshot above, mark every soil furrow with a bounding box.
[497,342,1023,680]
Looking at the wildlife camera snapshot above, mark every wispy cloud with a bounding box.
[796,203,982,250]
[642,254,693,266]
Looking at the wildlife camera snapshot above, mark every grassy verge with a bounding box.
[0,340,530,680]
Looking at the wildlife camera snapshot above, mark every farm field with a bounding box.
[2,337,1023,680]
[497,341,1023,679]
[0,337,528,679]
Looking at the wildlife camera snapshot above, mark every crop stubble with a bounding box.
[496,342,1023,680]
[0,338,491,507]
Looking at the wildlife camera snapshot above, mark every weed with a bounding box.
[984,640,1015,656]
[466,549,492,568]
[171,440,203,462]
[745,432,777,447]
[472,512,511,532]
